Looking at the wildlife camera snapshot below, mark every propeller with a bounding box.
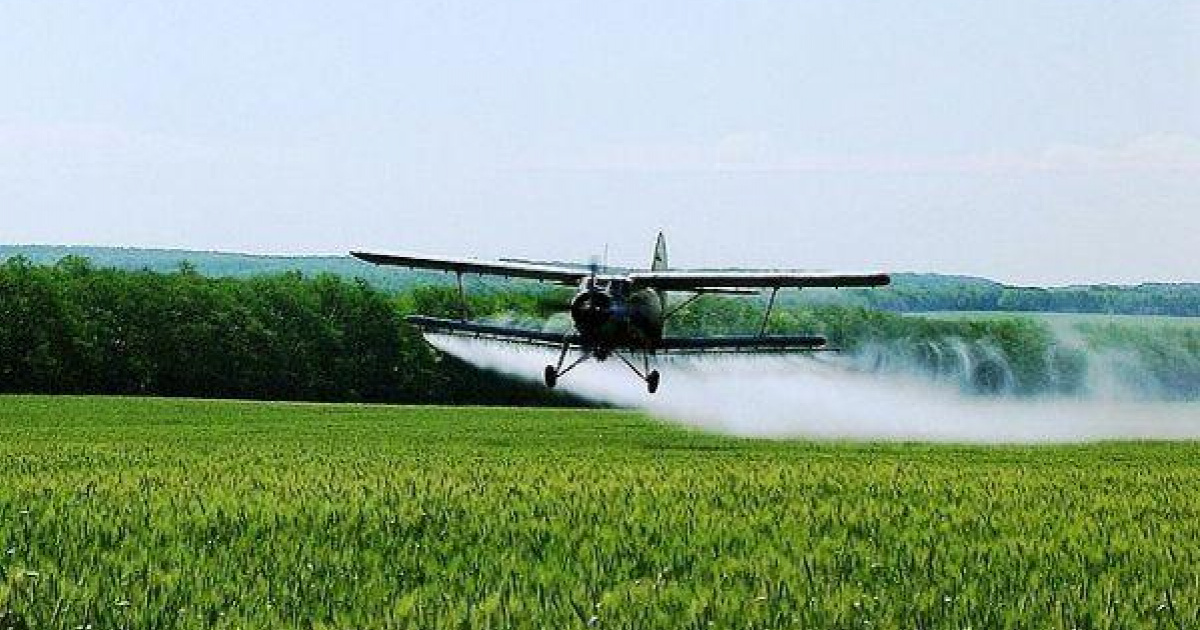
[530,253,604,316]
[587,255,601,290]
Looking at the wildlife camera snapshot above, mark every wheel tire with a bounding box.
[646,370,660,394]
[544,365,558,389]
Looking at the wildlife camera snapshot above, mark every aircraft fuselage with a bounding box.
[569,278,664,358]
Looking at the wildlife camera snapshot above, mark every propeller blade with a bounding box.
[588,255,600,288]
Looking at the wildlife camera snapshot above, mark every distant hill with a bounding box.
[0,245,437,294]
[3,244,1198,316]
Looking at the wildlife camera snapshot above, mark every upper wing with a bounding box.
[406,315,580,348]
[629,270,890,291]
[658,333,829,353]
[351,251,588,285]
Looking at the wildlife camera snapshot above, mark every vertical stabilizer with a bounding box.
[651,232,668,271]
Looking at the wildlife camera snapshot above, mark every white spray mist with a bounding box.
[427,334,1200,443]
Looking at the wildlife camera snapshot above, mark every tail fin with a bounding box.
[651,232,668,271]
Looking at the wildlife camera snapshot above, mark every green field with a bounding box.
[1,397,1199,629]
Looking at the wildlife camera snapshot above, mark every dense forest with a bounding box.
[4,245,1200,316]
[846,275,1200,317]
[2,255,1197,404]
[0,256,578,406]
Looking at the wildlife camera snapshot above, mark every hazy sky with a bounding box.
[2,0,1197,285]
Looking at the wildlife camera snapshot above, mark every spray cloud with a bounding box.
[427,334,1200,443]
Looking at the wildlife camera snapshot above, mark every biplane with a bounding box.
[352,233,889,393]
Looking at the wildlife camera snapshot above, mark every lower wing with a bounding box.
[407,315,832,354]
[406,315,579,348]
[658,334,831,353]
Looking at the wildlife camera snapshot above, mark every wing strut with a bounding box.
[456,272,469,321]
[664,292,704,322]
[759,287,780,336]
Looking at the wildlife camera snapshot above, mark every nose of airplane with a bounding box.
[570,289,611,333]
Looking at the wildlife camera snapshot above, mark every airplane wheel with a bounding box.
[544,365,558,389]
[646,370,660,394]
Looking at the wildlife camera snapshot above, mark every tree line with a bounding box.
[842,276,1200,316]
[1,256,1197,403]
[5,246,1199,316]
[0,256,578,405]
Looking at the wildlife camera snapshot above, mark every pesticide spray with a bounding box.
[427,333,1200,443]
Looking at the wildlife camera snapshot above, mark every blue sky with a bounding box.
[1,0,1197,284]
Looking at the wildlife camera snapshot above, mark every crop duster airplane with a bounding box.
[352,234,889,393]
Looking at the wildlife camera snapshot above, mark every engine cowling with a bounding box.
[570,290,611,336]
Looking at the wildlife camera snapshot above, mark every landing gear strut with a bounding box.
[542,342,661,393]
[544,339,590,389]
[615,350,661,394]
